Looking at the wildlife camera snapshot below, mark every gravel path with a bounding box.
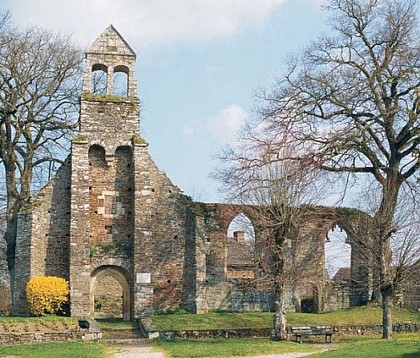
[111,345,166,358]
[109,345,332,358]
[243,352,324,358]
[245,346,332,358]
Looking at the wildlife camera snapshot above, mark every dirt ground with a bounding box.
[109,345,331,358]
[110,345,165,358]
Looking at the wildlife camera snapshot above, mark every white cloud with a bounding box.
[182,104,247,143]
[206,104,247,142]
[181,122,195,137]
[7,0,287,49]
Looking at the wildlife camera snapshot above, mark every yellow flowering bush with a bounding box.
[26,276,69,316]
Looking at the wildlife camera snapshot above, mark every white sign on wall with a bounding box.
[136,272,151,284]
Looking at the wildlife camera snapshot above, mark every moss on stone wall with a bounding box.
[82,92,133,103]
[190,202,207,217]
[18,199,42,214]
[131,134,147,145]
[88,242,132,257]
[72,134,88,142]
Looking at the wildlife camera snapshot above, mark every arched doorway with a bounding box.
[91,266,131,321]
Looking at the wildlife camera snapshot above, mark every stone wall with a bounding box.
[187,204,328,313]
[69,140,91,317]
[0,331,79,346]
[155,323,419,340]
[88,145,134,257]
[400,270,420,311]
[324,281,350,311]
[132,142,194,316]
[12,160,71,315]
[79,98,140,147]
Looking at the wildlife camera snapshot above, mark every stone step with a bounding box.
[101,328,148,340]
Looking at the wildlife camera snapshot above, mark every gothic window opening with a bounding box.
[227,213,255,245]
[324,225,350,279]
[227,213,256,279]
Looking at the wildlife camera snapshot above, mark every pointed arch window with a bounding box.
[324,225,351,279]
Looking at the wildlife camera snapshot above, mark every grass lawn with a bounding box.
[153,334,420,358]
[0,341,108,358]
[152,306,420,331]
[309,334,420,358]
[153,338,319,358]
[0,315,79,333]
[0,315,77,324]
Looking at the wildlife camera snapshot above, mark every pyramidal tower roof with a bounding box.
[88,25,136,57]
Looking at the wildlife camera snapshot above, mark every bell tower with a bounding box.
[69,26,139,318]
[79,25,140,145]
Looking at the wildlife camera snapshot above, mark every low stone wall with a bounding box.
[0,331,79,345]
[330,323,419,336]
[161,328,272,339]
[158,323,419,340]
[0,320,103,346]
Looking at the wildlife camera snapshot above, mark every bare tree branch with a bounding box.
[0,13,83,304]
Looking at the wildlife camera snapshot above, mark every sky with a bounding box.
[1,0,360,276]
[1,0,329,203]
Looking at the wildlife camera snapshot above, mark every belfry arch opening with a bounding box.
[324,225,351,279]
[113,65,129,96]
[91,64,108,95]
[88,144,106,168]
[91,266,131,321]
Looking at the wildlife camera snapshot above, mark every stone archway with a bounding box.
[91,265,131,321]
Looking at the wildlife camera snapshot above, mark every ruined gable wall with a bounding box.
[17,157,71,279]
[132,143,195,315]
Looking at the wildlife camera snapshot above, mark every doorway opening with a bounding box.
[91,266,131,321]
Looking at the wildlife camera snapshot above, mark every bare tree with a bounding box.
[254,0,419,339]
[365,187,420,306]
[0,14,82,300]
[217,137,322,340]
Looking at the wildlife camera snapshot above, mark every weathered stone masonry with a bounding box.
[12,26,378,319]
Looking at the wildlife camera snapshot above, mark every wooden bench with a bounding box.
[290,326,333,343]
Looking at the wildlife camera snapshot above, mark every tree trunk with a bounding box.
[5,201,18,300]
[272,278,287,340]
[381,284,393,339]
[375,172,400,340]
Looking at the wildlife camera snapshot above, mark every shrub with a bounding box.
[26,276,69,316]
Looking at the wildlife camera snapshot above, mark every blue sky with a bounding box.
[1,0,329,203]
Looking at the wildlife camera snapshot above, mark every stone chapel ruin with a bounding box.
[12,26,379,320]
